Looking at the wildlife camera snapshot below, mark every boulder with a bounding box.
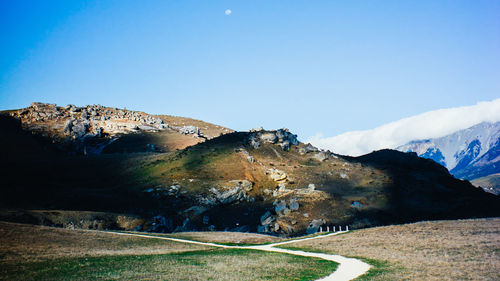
[260,211,275,225]
[275,129,286,140]
[257,225,270,233]
[306,219,326,234]
[199,193,217,206]
[273,222,280,231]
[249,136,260,149]
[275,200,288,214]
[71,122,89,138]
[298,143,319,155]
[275,128,298,146]
[314,151,329,162]
[149,215,174,233]
[174,218,198,232]
[278,140,290,151]
[92,126,103,137]
[210,185,247,205]
[63,119,74,133]
[81,110,88,120]
[289,199,300,211]
[250,127,264,132]
[70,106,82,113]
[268,168,288,182]
[180,125,199,135]
[30,102,45,111]
[260,132,277,143]
[248,129,298,151]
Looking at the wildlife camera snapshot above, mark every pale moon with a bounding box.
[225,9,232,15]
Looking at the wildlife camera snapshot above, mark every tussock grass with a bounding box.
[0,222,338,280]
[1,249,337,281]
[279,218,500,280]
[0,221,209,263]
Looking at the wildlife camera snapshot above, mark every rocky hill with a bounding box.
[4,102,233,154]
[1,104,499,236]
[397,122,500,194]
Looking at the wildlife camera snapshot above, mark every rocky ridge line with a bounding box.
[6,102,230,153]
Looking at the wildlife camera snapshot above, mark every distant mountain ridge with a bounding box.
[397,122,500,193]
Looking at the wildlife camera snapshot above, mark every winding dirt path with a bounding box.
[101,230,371,281]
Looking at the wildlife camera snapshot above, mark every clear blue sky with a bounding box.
[1,0,499,139]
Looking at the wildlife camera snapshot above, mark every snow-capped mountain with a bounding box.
[397,122,500,181]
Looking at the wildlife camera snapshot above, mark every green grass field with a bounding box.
[0,222,337,281]
[1,249,337,281]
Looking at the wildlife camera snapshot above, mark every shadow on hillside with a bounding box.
[1,114,499,234]
[333,150,500,227]
[0,115,163,214]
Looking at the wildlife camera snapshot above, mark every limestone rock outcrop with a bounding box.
[247,128,298,151]
[6,102,227,154]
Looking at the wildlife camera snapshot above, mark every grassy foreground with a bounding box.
[0,222,337,281]
[278,218,500,280]
[1,249,337,281]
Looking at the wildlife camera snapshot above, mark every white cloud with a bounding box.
[307,98,500,156]
[225,9,232,15]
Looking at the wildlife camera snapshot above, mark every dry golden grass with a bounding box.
[0,221,209,263]
[0,222,337,281]
[282,218,500,280]
[157,114,233,139]
[166,231,284,244]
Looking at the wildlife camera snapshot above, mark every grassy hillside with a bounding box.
[120,132,500,233]
[471,173,500,195]
[1,110,499,236]
[279,218,500,280]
